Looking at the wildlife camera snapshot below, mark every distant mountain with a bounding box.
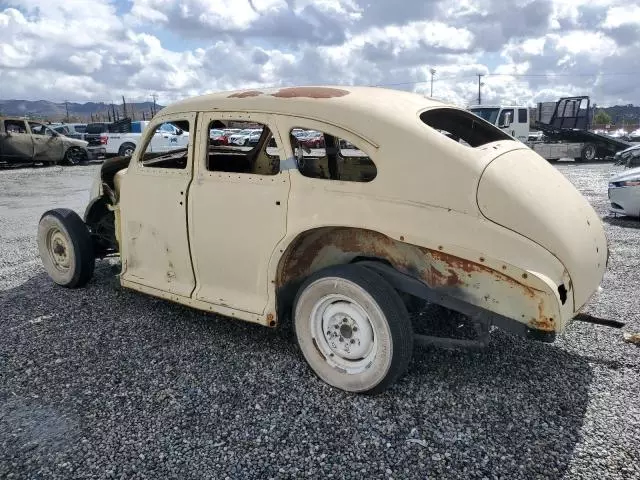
[601,104,640,125]
[0,99,165,122]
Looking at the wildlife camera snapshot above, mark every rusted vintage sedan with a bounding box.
[1,116,94,165]
[37,86,619,394]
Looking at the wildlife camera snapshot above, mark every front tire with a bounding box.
[37,208,95,288]
[64,147,87,165]
[293,264,413,394]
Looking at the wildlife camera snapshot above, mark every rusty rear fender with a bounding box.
[274,227,571,334]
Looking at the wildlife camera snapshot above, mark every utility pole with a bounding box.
[64,100,70,122]
[122,95,127,119]
[477,74,484,105]
[151,94,158,116]
[430,68,436,97]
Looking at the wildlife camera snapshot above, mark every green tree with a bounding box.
[594,110,612,125]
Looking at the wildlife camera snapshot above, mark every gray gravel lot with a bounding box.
[0,162,639,479]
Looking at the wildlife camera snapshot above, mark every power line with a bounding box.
[368,71,640,89]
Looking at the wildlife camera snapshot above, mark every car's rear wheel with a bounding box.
[293,264,414,394]
[577,143,597,162]
[118,143,136,158]
[37,208,95,288]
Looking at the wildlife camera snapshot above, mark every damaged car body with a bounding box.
[37,86,621,394]
[1,116,96,165]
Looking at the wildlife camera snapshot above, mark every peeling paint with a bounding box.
[271,87,349,99]
[228,90,264,98]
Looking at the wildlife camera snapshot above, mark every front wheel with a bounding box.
[37,208,95,288]
[64,147,87,165]
[293,264,414,394]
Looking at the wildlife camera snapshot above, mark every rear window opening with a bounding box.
[420,108,512,147]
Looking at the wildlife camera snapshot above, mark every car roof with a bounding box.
[159,85,452,141]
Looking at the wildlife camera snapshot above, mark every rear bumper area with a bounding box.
[87,146,106,160]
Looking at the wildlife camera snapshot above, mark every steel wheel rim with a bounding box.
[46,227,71,272]
[310,293,377,374]
[67,148,80,164]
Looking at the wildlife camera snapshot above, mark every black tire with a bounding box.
[580,143,596,162]
[118,143,136,157]
[37,208,95,288]
[293,264,414,394]
[64,147,87,165]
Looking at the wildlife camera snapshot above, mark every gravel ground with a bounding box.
[0,162,639,480]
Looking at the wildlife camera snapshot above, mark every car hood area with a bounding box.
[477,147,608,313]
[63,136,89,148]
[609,165,640,182]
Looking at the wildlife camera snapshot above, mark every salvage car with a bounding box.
[608,166,640,217]
[1,117,95,165]
[37,86,616,394]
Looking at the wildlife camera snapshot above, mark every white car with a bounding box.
[609,166,640,217]
[228,128,262,146]
[102,121,189,157]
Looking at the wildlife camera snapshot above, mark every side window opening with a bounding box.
[5,120,27,134]
[518,108,528,124]
[139,119,190,170]
[289,128,377,182]
[28,122,47,135]
[205,120,280,176]
[420,108,513,147]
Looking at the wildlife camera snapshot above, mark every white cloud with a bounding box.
[0,0,638,108]
[603,5,640,28]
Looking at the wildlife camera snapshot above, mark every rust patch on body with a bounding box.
[271,87,349,99]
[228,90,264,98]
[430,250,540,298]
[529,301,555,331]
[277,227,556,329]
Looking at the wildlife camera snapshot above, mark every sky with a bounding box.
[0,0,639,107]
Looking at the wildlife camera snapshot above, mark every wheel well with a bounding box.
[85,196,118,257]
[274,227,430,322]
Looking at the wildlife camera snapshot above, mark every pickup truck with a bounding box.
[97,120,190,157]
[0,116,101,165]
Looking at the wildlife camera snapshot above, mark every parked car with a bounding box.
[228,128,262,146]
[608,166,640,217]
[36,85,616,394]
[51,123,88,140]
[1,116,97,165]
[95,121,189,157]
[613,144,640,168]
[209,129,228,145]
[84,122,111,149]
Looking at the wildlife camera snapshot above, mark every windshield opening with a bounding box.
[468,107,500,125]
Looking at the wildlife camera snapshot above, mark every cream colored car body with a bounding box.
[91,85,608,339]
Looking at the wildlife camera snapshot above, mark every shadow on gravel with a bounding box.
[602,214,640,229]
[0,262,593,479]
